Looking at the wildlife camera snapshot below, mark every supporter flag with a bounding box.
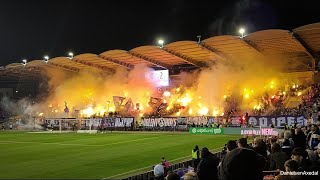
[156,103,167,113]
[64,101,69,113]
[148,97,162,108]
[113,96,126,109]
[124,98,134,112]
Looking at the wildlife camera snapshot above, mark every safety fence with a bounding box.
[121,141,280,180]
[122,151,224,180]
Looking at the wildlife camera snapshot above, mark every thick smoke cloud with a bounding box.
[1,49,305,122]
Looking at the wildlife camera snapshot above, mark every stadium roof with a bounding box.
[1,22,319,80]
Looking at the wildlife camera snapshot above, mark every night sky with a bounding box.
[0,0,319,66]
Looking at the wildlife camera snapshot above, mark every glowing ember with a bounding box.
[198,107,208,116]
[212,109,219,116]
[253,104,261,110]
[81,107,94,117]
[163,91,171,97]
[178,94,192,106]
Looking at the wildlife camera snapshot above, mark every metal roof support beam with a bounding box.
[48,62,79,72]
[245,39,313,71]
[128,51,171,69]
[5,72,39,79]
[292,32,317,69]
[199,42,228,60]
[241,39,264,53]
[73,59,115,73]
[45,64,77,73]
[281,52,314,70]
[0,73,20,79]
[99,55,133,69]
[161,48,205,67]
[241,38,270,57]
[5,68,41,76]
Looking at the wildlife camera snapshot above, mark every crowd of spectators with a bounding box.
[152,124,320,180]
[264,84,320,120]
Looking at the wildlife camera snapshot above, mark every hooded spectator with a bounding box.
[220,148,265,180]
[269,143,289,171]
[197,147,219,180]
[292,128,306,149]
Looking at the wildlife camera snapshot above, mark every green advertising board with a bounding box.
[189,127,283,135]
[189,127,224,134]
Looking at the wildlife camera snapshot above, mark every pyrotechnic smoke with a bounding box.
[169,46,302,116]
[2,50,306,120]
[30,64,158,117]
[0,97,44,129]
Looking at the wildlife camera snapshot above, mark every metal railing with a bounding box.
[122,151,224,180]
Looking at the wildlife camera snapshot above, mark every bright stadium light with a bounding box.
[68,52,74,59]
[22,59,27,66]
[44,55,49,63]
[158,39,164,48]
[239,28,245,38]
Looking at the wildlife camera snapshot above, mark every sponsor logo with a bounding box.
[189,128,223,134]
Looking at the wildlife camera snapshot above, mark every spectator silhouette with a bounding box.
[292,128,306,149]
[237,138,251,149]
[226,140,238,152]
[153,164,164,180]
[220,148,265,180]
[197,147,219,180]
[183,172,199,180]
[275,160,303,180]
[165,172,180,180]
[291,147,312,171]
[269,143,289,171]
